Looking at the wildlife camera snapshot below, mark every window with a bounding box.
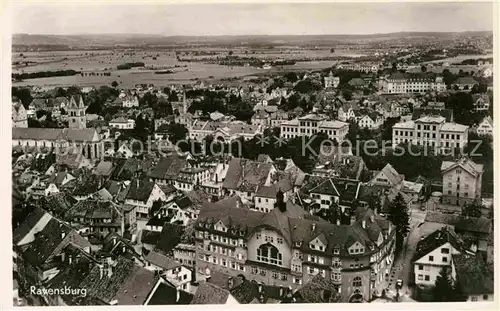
[251,267,258,274]
[429,256,434,262]
[277,238,283,244]
[483,295,488,300]
[281,274,288,281]
[272,272,278,279]
[424,275,430,281]
[418,274,423,280]
[442,257,447,263]
[418,265,423,270]
[471,296,478,302]
[352,276,362,287]
[257,244,283,266]
[256,233,261,239]
[294,277,301,285]
[441,248,449,254]
[309,267,315,275]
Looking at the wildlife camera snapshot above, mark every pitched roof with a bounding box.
[413,226,464,262]
[294,274,341,303]
[13,207,49,245]
[190,282,230,304]
[68,95,85,109]
[144,251,181,270]
[222,158,273,191]
[149,155,188,180]
[147,282,194,305]
[126,179,156,202]
[454,76,478,85]
[441,158,484,177]
[94,161,114,176]
[412,108,453,122]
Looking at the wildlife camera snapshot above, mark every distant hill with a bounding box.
[13,31,492,48]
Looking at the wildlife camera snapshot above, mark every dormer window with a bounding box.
[333,248,340,255]
[294,241,302,247]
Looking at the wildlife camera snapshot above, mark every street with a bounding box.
[387,203,427,301]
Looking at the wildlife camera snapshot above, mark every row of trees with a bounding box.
[13,69,80,80]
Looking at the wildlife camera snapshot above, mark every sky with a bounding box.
[12,1,494,36]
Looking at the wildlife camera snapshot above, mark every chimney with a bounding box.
[336,219,340,225]
[312,223,316,231]
[279,285,283,297]
[122,246,126,253]
[113,237,117,245]
[61,232,66,239]
[176,289,181,302]
[108,265,113,278]
[228,276,234,289]
[99,266,104,279]
[362,220,366,229]
[258,282,263,293]
[68,255,72,265]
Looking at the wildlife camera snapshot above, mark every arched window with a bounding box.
[257,244,282,266]
[353,276,362,287]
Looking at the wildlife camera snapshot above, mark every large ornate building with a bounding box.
[382,73,446,94]
[194,196,396,303]
[280,114,349,142]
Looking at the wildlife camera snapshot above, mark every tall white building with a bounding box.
[280,114,349,142]
[392,115,469,151]
[382,73,446,94]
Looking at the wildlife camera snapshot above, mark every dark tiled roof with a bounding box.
[126,179,155,202]
[95,161,114,176]
[190,282,230,304]
[149,155,188,180]
[413,227,464,262]
[39,192,76,216]
[113,264,157,305]
[230,279,292,304]
[147,282,194,305]
[13,207,48,244]
[222,158,273,191]
[453,254,494,295]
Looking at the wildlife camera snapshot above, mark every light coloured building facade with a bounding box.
[12,101,28,128]
[195,202,395,303]
[280,114,349,142]
[441,158,483,206]
[109,117,135,129]
[382,74,446,94]
[476,116,493,136]
[392,116,469,152]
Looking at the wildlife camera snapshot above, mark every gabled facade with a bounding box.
[441,158,484,206]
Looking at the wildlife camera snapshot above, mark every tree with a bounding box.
[341,89,352,101]
[166,123,188,145]
[452,278,469,302]
[432,267,455,302]
[12,87,33,108]
[149,199,163,218]
[388,193,410,252]
[111,81,118,88]
[462,202,482,218]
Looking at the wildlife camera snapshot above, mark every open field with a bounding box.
[12,48,364,88]
[423,53,493,64]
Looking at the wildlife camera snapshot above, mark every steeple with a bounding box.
[67,95,87,129]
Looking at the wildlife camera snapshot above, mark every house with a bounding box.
[476,116,493,136]
[44,171,76,196]
[222,158,276,202]
[65,199,127,237]
[308,177,361,213]
[452,77,478,90]
[324,72,340,88]
[369,164,404,189]
[471,94,490,111]
[441,158,483,206]
[412,227,465,287]
[12,101,28,128]
[357,112,383,129]
[122,95,139,108]
[173,244,196,268]
[451,254,494,302]
[269,110,289,127]
[125,179,169,218]
[109,117,135,129]
[77,256,158,305]
[13,207,53,247]
[280,114,349,142]
[337,103,358,122]
[230,277,294,303]
[116,142,135,158]
[251,110,269,127]
[149,154,188,185]
[16,217,91,287]
[144,251,193,292]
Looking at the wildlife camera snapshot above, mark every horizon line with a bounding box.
[13,30,494,37]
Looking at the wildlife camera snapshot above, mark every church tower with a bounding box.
[67,95,87,129]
